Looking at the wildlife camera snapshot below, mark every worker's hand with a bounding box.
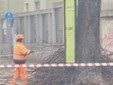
[27,50,34,55]
[30,50,34,54]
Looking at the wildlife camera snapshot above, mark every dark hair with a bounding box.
[16,39,23,42]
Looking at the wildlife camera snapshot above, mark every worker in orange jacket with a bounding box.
[10,34,33,85]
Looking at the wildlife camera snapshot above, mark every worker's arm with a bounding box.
[20,45,33,56]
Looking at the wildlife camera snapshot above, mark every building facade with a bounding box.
[0,0,24,17]
[0,0,7,17]
[0,0,113,55]
[24,0,63,12]
[0,0,63,16]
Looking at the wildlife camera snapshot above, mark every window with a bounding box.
[53,2,63,8]
[25,3,29,12]
[35,1,40,10]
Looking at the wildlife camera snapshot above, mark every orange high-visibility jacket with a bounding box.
[13,42,30,60]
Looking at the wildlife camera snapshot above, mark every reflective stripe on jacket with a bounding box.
[13,42,30,60]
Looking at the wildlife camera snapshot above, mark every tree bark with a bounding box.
[76,0,101,63]
[75,0,107,85]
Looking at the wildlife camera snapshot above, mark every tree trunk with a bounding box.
[75,0,107,85]
[76,0,101,63]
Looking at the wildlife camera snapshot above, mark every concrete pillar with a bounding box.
[24,16,31,43]
[17,17,20,33]
[0,20,2,43]
[39,14,43,44]
[52,8,57,44]
[36,14,39,44]
[48,13,52,44]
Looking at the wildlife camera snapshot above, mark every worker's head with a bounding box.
[16,34,24,42]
